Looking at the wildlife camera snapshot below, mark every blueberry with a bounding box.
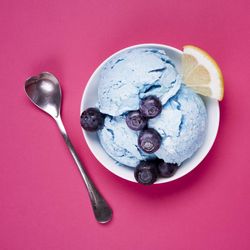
[134,161,158,185]
[126,110,147,131]
[140,95,162,118]
[157,160,179,178]
[138,128,161,153]
[80,108,105,132]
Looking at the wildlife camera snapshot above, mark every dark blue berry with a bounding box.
[134,161,157,185]
[157,160,178,178]
[80,108,104,132]
[140,95,162,118]
[126,110,147,131]
[138,128,161,153]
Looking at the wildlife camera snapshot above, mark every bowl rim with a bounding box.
[80,43,220,184]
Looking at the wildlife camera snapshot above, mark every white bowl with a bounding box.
[80,43,220,184]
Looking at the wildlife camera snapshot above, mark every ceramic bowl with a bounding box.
[80,43,220,184]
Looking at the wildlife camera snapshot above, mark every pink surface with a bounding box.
[0,0,250,249]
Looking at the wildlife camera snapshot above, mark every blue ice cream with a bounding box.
[148,86,207,165]
[98,116,155,167]
[97,48,207,167]
[98,48,181,116]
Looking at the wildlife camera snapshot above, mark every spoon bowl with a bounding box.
[25,72,61,118]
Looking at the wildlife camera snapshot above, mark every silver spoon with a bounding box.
[25,72,112,223]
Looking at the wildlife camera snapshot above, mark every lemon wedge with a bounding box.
[182,45,224,100]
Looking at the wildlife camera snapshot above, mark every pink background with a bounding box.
[0,0,250,249]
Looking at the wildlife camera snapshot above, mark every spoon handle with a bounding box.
[55,116,112,223]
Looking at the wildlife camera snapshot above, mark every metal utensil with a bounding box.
[25,72,112,223]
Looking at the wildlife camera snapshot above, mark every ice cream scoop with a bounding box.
[148,85,207,165]
[98,116,155,167]
[98,48,181,116]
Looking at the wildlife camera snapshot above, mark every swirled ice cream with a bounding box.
[98,48,181,116]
